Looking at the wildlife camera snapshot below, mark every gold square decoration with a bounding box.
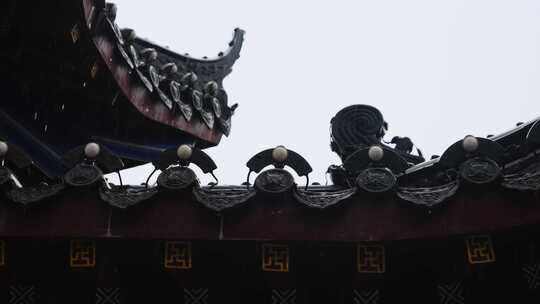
[357,244,385,274]
[70,240,96,268]
[465,235,496,264]
[262,244,289,272]
[164,241,192,270]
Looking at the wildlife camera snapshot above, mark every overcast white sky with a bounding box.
[112,0,540,185]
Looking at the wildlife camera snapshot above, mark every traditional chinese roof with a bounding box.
[3,1,540,303]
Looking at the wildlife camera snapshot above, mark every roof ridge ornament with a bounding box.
[329,105,423,187]
[62,143,124,187]
[440,136,505,185]
[246,146,313,192]
[150,144,218,190]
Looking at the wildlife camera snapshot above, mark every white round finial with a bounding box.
[368,145,384,161]
[84,143,101,159]
[177,145,193,161]
[0,141,8,157]
[272,146,288,163]
[462,135,479,153]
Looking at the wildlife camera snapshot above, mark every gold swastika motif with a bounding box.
[0,241,5,266]
[465,235,496,264]
[357,244,385,273]
[164,241,192,269]
[70,240,95,268]
[262,244,289,272]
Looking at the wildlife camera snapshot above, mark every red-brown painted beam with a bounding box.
[0,186,537,241]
